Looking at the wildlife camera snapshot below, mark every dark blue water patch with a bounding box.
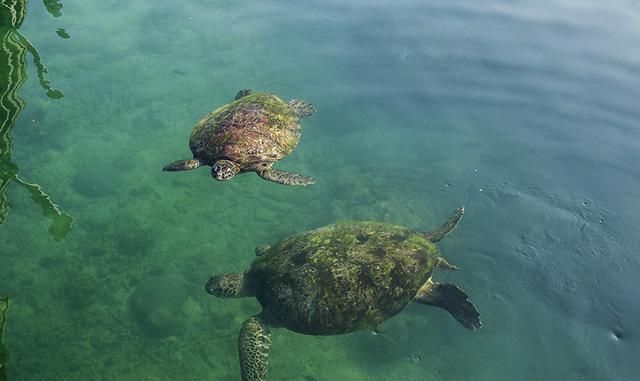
[476,182,640,341]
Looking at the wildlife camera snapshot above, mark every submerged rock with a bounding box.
[86,205,113,229]
[129,276,188,338]
[72,162,122,198]
[63,267,98,310]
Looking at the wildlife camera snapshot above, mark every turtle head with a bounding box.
[205,272,252,298]
[212,160,240,181]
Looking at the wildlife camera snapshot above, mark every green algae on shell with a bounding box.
[163,90,316,185]
[248,221,440,334]
[189,92,301,165]
[205,208,480,381]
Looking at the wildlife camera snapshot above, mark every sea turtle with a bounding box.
[205,207,481,381]
[163,89,316,186]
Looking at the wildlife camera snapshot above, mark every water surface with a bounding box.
[1,1,639,380]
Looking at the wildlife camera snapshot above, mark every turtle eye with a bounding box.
[205,278,217,295]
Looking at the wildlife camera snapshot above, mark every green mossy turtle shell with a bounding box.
[247,222,441,335]
[189,93,301,167]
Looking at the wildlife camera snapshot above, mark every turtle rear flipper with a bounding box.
[257,168,315,186]
[162,159,202,171]
[239,315,271,381]
[423,207,464,242]
[288,99,316,117]
[414,279,481,330]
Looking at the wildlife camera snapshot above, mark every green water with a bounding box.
[1,0,639,380]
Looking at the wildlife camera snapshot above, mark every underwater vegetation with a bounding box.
[42,0,63,17]
[0,297,8,381]
[0,0,71,240]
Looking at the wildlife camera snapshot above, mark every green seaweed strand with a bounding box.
[0,296,9,381]
[0,0,72,239]
[14,175,73,240]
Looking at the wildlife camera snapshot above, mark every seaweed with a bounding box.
[0,0,72,239]
[43,0,63,17]
[0,296,9,381]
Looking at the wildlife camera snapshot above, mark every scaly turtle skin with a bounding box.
[163,89,316,186]
[205,207,481,381]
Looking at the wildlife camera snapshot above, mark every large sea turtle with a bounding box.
[206,207,481,381]
[163,89,316,186]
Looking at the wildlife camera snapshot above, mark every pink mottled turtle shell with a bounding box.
[188,93,301,168]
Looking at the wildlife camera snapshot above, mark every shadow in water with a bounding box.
[0,0,72,240]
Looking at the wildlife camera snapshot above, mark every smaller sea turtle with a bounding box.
[206,207,481,381]
[163,89,316,186]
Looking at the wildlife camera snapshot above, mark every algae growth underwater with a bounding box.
[1,0,639,380]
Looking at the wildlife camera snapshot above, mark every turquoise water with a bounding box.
[1,0,639,380]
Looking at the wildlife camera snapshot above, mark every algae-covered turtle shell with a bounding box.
[248,221,440,334]
[190,92,300,167]
[205,207,482,381]
[163,89,316,186]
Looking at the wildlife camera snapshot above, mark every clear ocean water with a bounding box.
[1,0,639,380]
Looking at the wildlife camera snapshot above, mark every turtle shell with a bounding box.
[247,221,442,335]
[188,93,301,167]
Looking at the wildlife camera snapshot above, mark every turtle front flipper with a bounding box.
[423,206,464,242]
[239,315,271,381]
[256,168,315,186]
[414,279,481,330]
[162,159,202,171]
[288,99,316,117]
